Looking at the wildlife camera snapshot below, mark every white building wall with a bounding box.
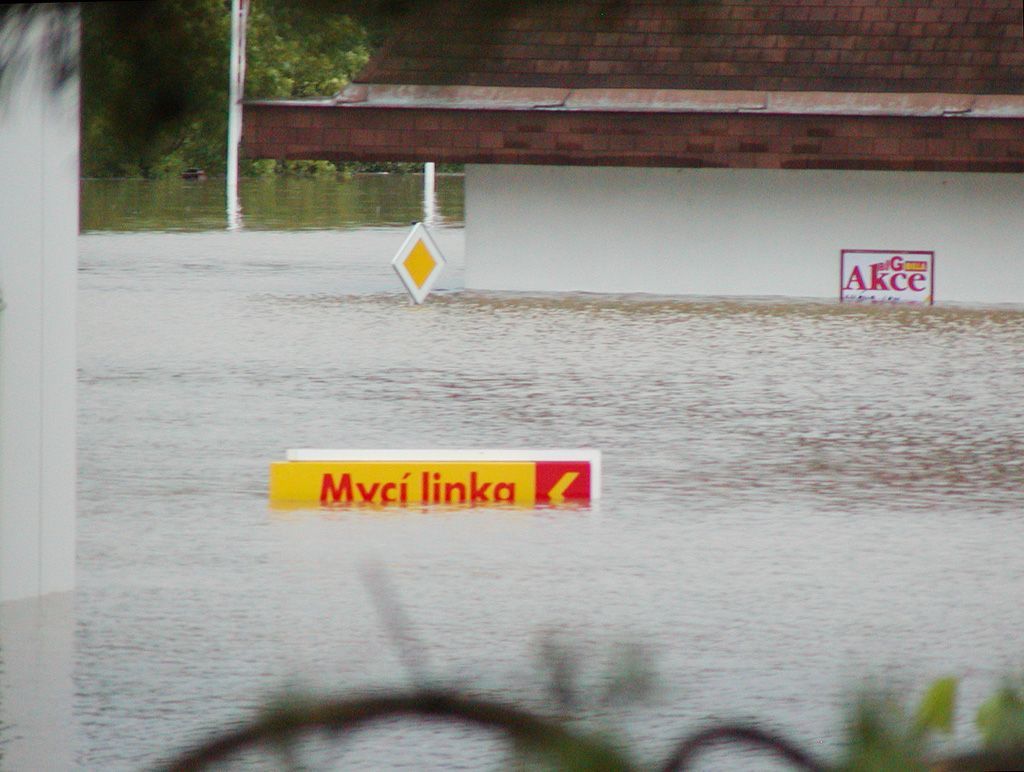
[0,7,78,602]
[465,164,1024,304]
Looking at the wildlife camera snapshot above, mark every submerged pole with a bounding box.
[226,0,248,230]
[423,161,436,224]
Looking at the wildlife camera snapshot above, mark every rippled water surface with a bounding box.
[9,178,1024,770]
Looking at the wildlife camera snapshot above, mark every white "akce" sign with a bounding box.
[840,249,934,305]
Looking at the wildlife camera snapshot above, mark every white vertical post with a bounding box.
[423,161,436,225]
[0,5,78,602]
[226,0,248,230]
[0,595,75,770]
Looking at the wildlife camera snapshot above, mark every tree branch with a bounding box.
[159,690,636,771]
[659,723,829,772]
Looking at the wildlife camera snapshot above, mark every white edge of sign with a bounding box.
[284,448,603,500]
[391,222,447,305]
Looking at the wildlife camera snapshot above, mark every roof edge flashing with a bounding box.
[240,84,1024,119]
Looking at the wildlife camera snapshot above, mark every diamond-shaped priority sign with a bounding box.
[392,222,446,304]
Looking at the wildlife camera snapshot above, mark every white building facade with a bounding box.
[465,164,1024,304]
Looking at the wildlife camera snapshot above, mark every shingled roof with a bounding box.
[243,0,1024,172]
[359,0,1023,93]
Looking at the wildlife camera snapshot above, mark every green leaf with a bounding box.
[976,684,1024,748]
[842,695,928,772]
[913,677,957,736]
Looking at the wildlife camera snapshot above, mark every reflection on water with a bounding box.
[3,176,1021,769]
[80,174,465,232]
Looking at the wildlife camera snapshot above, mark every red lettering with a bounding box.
[494,482,515,503]
[843,265,867,291]
[908,273,926,291]
[355,482,380,502]
[890,256,903,271]
[444,481,467,503]
[870,262,890,291]
[890,273,907,291]
[321,473,353,504]
[469,472,492,502]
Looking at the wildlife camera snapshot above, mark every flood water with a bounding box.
[4,176,1024,770]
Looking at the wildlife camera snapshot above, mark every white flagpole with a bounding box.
[227,0,248,230]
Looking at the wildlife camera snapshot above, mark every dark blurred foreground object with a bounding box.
[158,689,826,772]
[158,680,1024,771]
[0,3,77,100]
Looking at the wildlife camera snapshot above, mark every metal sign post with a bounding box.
[226,0,248,230]
[423,162,436,224]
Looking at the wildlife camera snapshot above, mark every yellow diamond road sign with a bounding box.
[392,222,446,304]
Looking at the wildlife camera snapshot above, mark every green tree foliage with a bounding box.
[246,0,368,100]
[81,0,370,178]
[81,1,229,177]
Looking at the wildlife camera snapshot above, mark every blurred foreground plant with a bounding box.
[161,566,1024,770]
[159,672,1024,771]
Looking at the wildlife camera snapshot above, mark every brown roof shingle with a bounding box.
[241,0,1024,171]
[356,0,1024,94]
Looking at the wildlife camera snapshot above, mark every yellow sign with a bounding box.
[269,450,601,508]
[403,240,437,289]
[272,462,535,505]
[392,223,446,304]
